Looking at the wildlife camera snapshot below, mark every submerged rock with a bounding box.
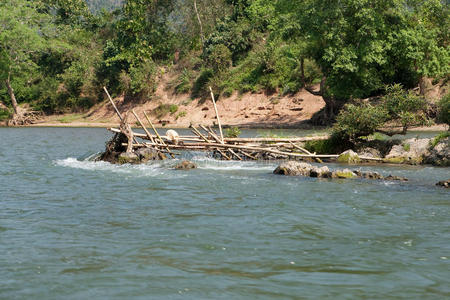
[436,180,450,188]
[273,161,331,177]
[384,175,408,181]
[274,161,408,182]
[332,169,357,178]
[337,150,361,164]
[174,160,197,170]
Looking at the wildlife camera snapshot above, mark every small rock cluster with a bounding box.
[273,161,407,181]
[436,179,450,188]
[174,160,197,170]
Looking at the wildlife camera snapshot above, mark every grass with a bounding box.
[57,114,85,123]
[430,131,450,148]
[154,104,179,118]
[0,109,11,121]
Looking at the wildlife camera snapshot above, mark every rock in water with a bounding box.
[174,160,197,170]
[337,150,361,164]
[136,148,167,162]
[436,180,450,188]
[384,175,408,181]
[118,152,140,164]
[384,138,431,164]
[425,137,449,166]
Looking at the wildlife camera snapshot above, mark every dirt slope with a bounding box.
[31,69,325,128]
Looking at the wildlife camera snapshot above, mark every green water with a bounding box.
[0,128,449,299]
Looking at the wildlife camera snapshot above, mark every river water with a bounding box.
[1,127,449,299]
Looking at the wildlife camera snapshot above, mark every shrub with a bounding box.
[437,93,450,126]
[0,109,11,121]
[169,104,178,114]
[176,111,187,119]
[192,68,213,98]
[207,44,232,73]
[225,126,241,138]
[382,84,427,129]
[430,131,450,148]
[332,103,388,142]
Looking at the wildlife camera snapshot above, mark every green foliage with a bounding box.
[304,136,346,155]
[382,84,427,129]
[207,44,232,73]
[402,143,411,152]
[225,126,241,138]
[0,108,11,121]
[176,111,186,119]
[153,103,178,118]
[430,131,450,148]
[332,103,388,142]
[174,68,191,94]
[169,104,178,114]
[437,93,450,126]
[191,68,213,98]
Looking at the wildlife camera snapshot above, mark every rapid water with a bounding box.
[0,127,449,299]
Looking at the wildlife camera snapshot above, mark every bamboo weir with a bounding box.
[99,87,382,163]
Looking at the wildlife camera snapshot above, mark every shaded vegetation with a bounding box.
[0,0,448,126]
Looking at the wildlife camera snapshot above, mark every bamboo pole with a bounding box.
[103,86,122,121]
[143,111,175,158]
[290,141,323,163]
[228,149,243,160]
[209,86,223,143]
[132,109,155,143]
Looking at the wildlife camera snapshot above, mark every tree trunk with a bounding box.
[5,77,19,116]
[193,0,204,45]
[300,57,305,87]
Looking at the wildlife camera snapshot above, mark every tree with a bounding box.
[0,0,49,125]
[280,0,449,123]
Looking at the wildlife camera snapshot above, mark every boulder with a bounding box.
[384,175,408,181]
[337,150,361,164]
[384,138,431,165]
[353,170,384,179]
[424,137,449,166]
[174,160,197,170]
[273,161,331,177]
[135,147,167,162]
[357,147,382,159]
[436,180,450,188]
[332,168,357,178]
[118,152,140,164]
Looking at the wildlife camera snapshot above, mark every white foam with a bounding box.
[191,156,275,171]
[54,157,169,177]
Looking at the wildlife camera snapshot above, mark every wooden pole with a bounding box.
[290,141,323,163]
[103,86,122,121]
[143,111,175,158]
[132,110,155,143]
[209,86,224,143]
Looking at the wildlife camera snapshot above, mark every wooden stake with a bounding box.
[132,109,155,143]
[209,86,224,143]
[103,86,122,121]
[290,141,323,163]
[143,111,175,158]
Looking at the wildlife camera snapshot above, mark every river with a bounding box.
[0,127,449,299]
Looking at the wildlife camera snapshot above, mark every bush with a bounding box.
[207,44,232,73]
[0,109,11,121]
[225,126,241,138]
[437,93,450,126]
[192,68,213,98]
[382,84,427,129]
[332,103,388,141]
